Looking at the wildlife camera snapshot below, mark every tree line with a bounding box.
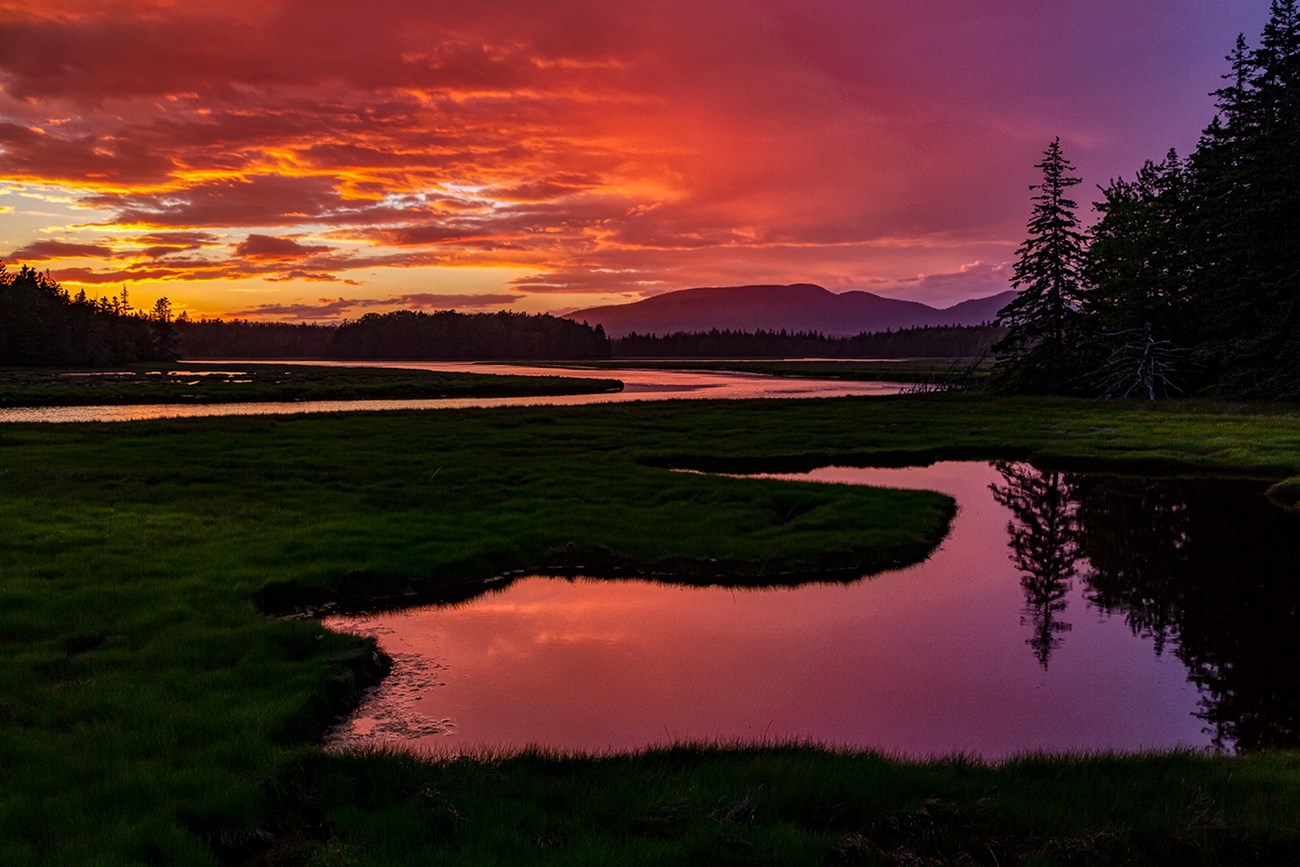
[175,310,612,360]
[610,325,1003,358]
[994,2,1299,398]
[173,317,335,359]
[0,263,177,366]
[174,316,999,361]
[324,310,610,360]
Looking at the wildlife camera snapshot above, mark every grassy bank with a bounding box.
[2,394,1299,864]
[302,747,1300,866]
[0,362,620,406]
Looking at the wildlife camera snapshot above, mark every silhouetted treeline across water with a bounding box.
[175,310,612,360]
[611,324,1003,358]
[172,316,999,360]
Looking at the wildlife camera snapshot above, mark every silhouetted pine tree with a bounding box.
[1187,0,1300,395]
[992,138,1088,392]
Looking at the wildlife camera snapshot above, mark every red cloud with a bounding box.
[84,175,350,228]
[4,240,116,261]
[226,292,521,321]
[225,298,363,320]
[235,234,333,260]
[386,293,520,309]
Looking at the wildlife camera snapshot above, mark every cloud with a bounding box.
[45,265,203,285]
[226,292,521,321]
[83,175,352,229]
[386,293,520,309]
[263,270,360,285]
[235,234,333,260]
[510,267,670,295]
[4,239,116,261]
[869,261,1015,307]
[225,297,362,320]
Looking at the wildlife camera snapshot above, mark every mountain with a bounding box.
[564,284,1016,338]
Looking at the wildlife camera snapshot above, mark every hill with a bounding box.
[565,283,1015,337]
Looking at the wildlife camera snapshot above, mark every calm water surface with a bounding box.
[325,462,1300,758]
[0,360,908,423]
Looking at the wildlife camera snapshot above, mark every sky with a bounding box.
[0,1,1274,321]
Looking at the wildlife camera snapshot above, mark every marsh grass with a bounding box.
[298,746,1300,866]
[2,393,1300,863]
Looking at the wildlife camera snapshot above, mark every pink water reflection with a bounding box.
[324,463,1205,759]
[0,361,908,423]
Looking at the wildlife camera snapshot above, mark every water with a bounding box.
[0,360,910,423]
[324,462,1300,759]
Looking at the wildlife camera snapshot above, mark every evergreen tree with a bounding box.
[1188,0,1300,395]
[1084,151,1194,397]
[992,138,1088,391]
[150,296,180,361]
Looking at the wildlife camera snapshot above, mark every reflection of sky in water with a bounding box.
[325,462,1210,759]
[0,360,908,423]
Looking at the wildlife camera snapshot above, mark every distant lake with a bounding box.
[0,360,910,423]
[325,462,1300,759]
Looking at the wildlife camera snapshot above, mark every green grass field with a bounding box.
[2,393,1299,864]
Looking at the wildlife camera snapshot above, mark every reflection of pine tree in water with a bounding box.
[990,462,1082,669]
[987,464,1300,748]
[1073,476,1300,751]
[1071,477,1190,658]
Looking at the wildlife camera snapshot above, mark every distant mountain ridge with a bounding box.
[565,283,1016,337]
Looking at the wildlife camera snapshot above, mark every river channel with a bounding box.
[324,461,1300,759]
[0,361,910,423]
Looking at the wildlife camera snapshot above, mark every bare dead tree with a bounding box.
[1094,323,1188,400]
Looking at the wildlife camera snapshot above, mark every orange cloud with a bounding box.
[228,292,521,321]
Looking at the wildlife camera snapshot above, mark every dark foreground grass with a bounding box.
[2,394,1300,864]
[301,747,1300,866]
[0,361,619,406]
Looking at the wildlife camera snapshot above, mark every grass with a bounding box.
[0,361,620,406]
[2,392,1300,864]
[299,747,1300,866]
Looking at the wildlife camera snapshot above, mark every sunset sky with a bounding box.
[0,2,1272,321]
